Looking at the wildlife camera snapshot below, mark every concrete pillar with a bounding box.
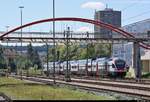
[133,41,142,79]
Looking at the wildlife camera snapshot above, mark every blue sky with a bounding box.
[0,0,150,32]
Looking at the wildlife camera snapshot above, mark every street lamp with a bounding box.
[19,6,24,80]
[19,6,24,54]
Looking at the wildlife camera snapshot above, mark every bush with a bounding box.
[142,72,150,78]
[125,67,135,78]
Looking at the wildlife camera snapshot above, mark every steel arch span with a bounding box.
[0,17,150,49]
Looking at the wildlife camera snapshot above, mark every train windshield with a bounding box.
[115,60,126,68]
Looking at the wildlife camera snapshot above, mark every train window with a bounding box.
[115,60,125,68]
[72,66,76,69]
[88,66,91,68]
[112,64,115,68]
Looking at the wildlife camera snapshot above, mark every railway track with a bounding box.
[11,75,150,100]
[31,74,150,85]
[71,76,150,85]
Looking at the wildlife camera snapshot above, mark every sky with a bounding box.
[0,0,150,33]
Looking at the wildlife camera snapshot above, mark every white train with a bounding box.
[43,57,129,78]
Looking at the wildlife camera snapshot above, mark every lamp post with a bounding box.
[52,0,56,84]
[19,6,24,80]
[19,6,24,54]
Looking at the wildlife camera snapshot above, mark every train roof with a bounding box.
[96,57,108,61]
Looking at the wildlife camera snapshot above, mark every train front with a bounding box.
[113,58,128,78]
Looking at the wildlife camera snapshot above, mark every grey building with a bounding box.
[122,18,150,38]
[94,8,121,38]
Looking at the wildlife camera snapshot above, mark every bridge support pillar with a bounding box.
[133,41,142,80]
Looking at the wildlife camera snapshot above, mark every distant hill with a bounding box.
[3,45,53,52]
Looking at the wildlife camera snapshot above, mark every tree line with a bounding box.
[0,44,42,73]
[0,42,111,73]
[48,43,111,62]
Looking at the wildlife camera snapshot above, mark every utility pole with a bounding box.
[86,32,89,76]
[65,27,71,82]
[133,41,141,82]
[52,0,56,84]
[46,42,49,77]
[19,6,24,80]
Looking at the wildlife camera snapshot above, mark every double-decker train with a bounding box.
[43,57,129,78]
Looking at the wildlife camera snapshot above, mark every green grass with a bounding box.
[125,67,150,79]
[142,72,150,78]
[0,77,115,100]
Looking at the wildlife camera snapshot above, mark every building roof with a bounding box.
[123,18,150,27]
[122,18,150,34]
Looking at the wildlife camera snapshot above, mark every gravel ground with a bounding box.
[58,84,145,100]
[0,96,5,101]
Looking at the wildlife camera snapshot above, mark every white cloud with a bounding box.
[81,2,105,10]
[105,0,150,4]
[76,27,93,32]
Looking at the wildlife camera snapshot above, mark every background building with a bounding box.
[113,18,150,72]
[94,8,121,38]
[123,18,150,39]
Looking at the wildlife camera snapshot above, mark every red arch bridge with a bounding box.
[0,17,150,49]
[0,17,150,79]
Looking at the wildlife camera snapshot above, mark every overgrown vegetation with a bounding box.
[48,43,111,62]
[0,77,115,100]
[0,43,111,76]
[142,72,150,78]
[0,43,42,74]
[125,67,135,78]
[125,67,150,78]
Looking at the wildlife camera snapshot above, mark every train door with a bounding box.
[104,62,108,76]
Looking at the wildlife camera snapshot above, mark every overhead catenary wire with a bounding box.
[121,0,140,11]
[123,10,150,22]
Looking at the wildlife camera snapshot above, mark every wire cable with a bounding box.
[123,10,150,22]
[121,2,139,11]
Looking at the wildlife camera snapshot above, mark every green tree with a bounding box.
[94,43,111,58]
[8,57,16,72]
[27,43,34,66]
[33,50,42,69]
[47,43,111,62]
[27,43,42,69]
[0,45,7,69]
[15,55,26,75]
